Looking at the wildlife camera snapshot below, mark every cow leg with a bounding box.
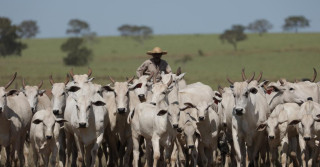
[232,130,242,167]
[43,151,50,167]
[170,142,178,167]
[85,143,94,167]
[198,142,208,167]
[5,145,11,167]
[23,142,29,167]
[102,140,109,166]
[298,135,307,167]
[107,132,119,167]
[280,136,289,167]
[124,138,133,167]
[50,142,59,167]
[289,137,299,167]
[58,129,66,167]
[73,134,85,167]
[31,145,38,167]
[132,132,140,167]
[151,136,161,167]
[144,139,153,167]
[90,133,104,167]
[97,147,103,167]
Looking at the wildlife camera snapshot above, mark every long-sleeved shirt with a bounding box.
[136,59,172,78]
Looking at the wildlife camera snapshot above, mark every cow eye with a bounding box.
[244,92,249,98]
[289,88,294,91]
[162,92,166,95]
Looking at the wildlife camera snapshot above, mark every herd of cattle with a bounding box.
[1,67,320,167]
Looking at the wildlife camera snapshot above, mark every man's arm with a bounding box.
[136,62,148,77]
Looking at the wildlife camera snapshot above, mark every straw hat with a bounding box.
[146,47,167,55]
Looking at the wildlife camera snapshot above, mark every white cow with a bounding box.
[0,73,32,166]
[64,83,107,167]
[101,76,140,167]
[257,103,301,167]
[130,76,176,167]
[22,79,51,113]
[289,100,320,167]
[30,109,67,167]
[227,73,269,167]
[179,82,221,166]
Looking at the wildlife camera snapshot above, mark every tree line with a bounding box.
[0,15,311,63]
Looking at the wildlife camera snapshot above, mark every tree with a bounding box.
[18,20,39,38]
[0,17,27,56]
[118,24,153,44]
[283,16,309,33]
[220,24,247,51]
[66,19,90,36]
[247,19,273,36]
[61,37,93,66]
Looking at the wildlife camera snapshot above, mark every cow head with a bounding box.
[132,73,153,102]
[181,101,213,121]
[257,116,283,140]
[0,73,18,113]
[227,70,258,116]
[69,68,94,86]
[102,76,136,114]
[183,119,201,149]
[73,95,106,128]
[150,75,173,106]
[22,79,45,113]
[50,75,69,115]
[216,87,234,127]
[32,111,67,140]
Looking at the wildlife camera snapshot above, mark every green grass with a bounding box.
[1,33,320,90]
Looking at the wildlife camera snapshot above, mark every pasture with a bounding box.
[1,33,320,90]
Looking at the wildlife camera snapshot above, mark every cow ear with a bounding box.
[129,83,142,90]
[38,90,46,96]
[92,100,106,106]
[289,119,300,125]
[56,118,68,124]
[33,119,43,124]
[102,85,114,92]
[256,123,267,131]
[88,77,95,82]
[67,86,81,93]
[184,103,196,108]
[6,89,19,96]
[249,88,258,94]
[157,110,168,116]
[176,73,186,81]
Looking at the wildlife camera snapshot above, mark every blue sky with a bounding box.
[1,0,319,38]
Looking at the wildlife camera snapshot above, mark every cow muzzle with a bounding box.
[235,108,244,116]
[172,124,178,129]
[199,116,205,121]
[304,136,311,141]
[79,122,87,128]
[268,135,275,140]
[53,110,60,115]
[117,108,126,114]
[46,135,53,140]
[138,94,146,102]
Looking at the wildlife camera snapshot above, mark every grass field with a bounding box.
[1,33,320,90]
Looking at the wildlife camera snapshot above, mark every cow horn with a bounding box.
[176,67,182,76]
[4,72,17,89]
[311,68,317,82]
[218,85,224,95]
[69,69,74,77]
[147,72,154,81]
[241,68,247,81]
[22,78,26,89]
[87,68,92,77]
[257,72,263,82]
[263,84,268,91]
[38,81,43,89]
[247,72,255,83]
[227,76,234,85]
[127,76,135,83]
[167,76,173,87]
[49,75,54,85]
[108,76,115,84]
[279,79,285,85]
[64,74,70,85]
